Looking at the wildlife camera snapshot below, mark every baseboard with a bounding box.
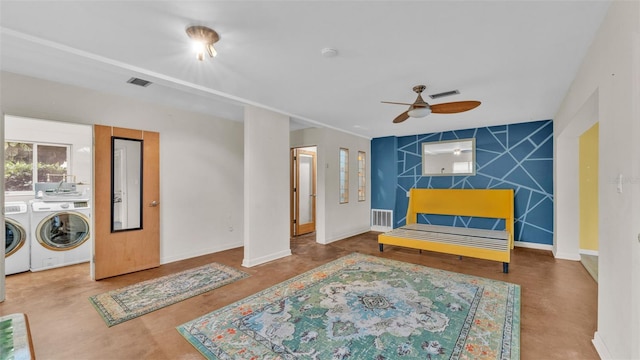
[553,250,582,261]
[592,331,612,359]
[580,249,599,256]
[370,226,392,232]
[514,241,553,251]
[242,249,292,268]
[161,241,243,265]
[321,227,371,245]
[515,241,582,261]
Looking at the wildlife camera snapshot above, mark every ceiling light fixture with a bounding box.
[453,149,461,156]
[321,48,338,58]
[186,25,220,61]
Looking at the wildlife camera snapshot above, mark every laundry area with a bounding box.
[4,115,92,274]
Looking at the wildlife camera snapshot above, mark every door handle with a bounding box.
[310,194,316,197]
[149,200,159,207]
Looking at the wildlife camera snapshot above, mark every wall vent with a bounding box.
[429,89,460,99]
[371,209,393,232]
[126,77,152,87]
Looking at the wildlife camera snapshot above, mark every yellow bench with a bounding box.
[378,188,515,273]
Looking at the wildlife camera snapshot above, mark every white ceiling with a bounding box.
[0,1,610,139]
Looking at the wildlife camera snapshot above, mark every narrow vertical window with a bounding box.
[339,148,349,203]
[358,151,366,201]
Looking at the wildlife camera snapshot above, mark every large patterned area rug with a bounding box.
[90,263,248,327]
[177,253,520,359]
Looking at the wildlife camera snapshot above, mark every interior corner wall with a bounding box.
[242,106,291,267]
[553,1,639,358]
[291,127,371,245]
[0,71,245,266]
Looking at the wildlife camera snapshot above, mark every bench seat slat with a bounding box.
[402,223,509,241]
[383,228,509,251]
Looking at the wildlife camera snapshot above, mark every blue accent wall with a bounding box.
[371,119,554,245]
[371,136,397,210]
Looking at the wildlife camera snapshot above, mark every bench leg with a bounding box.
[379,244,384,252]
[503,263,509,273]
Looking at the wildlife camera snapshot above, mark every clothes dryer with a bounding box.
[4,201,30,275]
[30,200,91,271]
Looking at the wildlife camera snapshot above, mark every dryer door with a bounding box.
[36,211,90,250]
[5,218,26,257]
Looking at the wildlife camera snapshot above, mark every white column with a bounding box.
[242,106,291,267]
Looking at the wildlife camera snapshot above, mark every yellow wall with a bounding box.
[579,122,599,251]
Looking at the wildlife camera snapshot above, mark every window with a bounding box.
[5,141,70,192]
[339,148,349,203]
[453,161,473,174]
[358,151,366,201]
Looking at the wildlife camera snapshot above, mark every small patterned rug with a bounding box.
[89,263,248,327]
[177,253,520,359]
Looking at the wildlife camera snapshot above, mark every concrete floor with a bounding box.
[1,232,599,359]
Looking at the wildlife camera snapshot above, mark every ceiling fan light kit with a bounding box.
[407,106,431,118]
[186,25,220,61]
[382,84,481,123]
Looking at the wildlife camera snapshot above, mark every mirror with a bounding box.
[422,138,476,176]
[111,137,143,232]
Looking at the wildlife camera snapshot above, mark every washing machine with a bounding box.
[4,201,30,275]
[30,200,91,271]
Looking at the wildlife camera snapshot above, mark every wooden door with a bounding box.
[93,125,160,280]
[293,149,316,235]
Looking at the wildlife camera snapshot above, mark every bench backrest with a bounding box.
[406,188,515,246]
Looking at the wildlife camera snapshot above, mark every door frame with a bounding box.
[290,146,317,236]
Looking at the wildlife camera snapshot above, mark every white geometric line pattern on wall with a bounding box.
[394,120,553,245]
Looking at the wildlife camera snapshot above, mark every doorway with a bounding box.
[579,122,599,282]
[3,116,93,275]
[290,147,317,237]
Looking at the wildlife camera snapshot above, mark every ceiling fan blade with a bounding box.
[393,111,410,123]
[430,101,481,114]
[381,101,414,106]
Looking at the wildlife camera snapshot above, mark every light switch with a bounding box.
[617,174,623,193]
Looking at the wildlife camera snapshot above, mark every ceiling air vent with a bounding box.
[429,89,459,99]
[126,77,152,87]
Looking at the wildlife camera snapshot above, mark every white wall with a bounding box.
[242,106,291,267]
[0,111,5,301]
[554,91,598,260]
[1,71,245,266]
[553,2,639,359]
[291,127,371,244]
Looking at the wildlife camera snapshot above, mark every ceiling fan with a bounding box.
[382,85,481,123]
